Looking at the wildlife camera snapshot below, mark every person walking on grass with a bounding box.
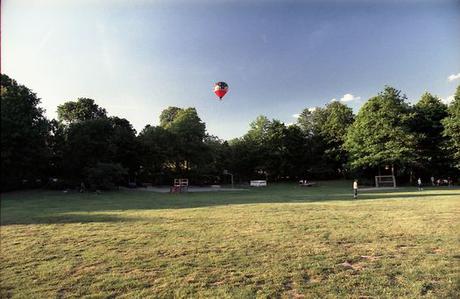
[353,179,358,199]
[417,177,423,191]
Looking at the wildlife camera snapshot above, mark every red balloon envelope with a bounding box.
[214,82,228,100]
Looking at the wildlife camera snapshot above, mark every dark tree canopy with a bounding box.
[281,124,309,178]
[137,107,208,182]
[64,118,115,177]
[202,135,231,177]
[1,73,459,190]
[85,162,128,190]
[57,98,107,123]
[1,74,50,190]
[63,116,138,180]
[107,117,139,175]
[138,125,177,183]
[231,116,311,180]
[228,136,260,180]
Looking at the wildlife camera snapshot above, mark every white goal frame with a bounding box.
[375,175,396,188]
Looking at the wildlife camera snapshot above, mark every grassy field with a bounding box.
[1,182,459,298]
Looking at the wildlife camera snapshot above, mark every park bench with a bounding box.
[299,180,316,187]
[250,180,267,187]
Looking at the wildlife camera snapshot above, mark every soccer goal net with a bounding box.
[375,175,396,188]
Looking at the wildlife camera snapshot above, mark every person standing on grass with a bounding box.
[353,179,358,199]
[431,176,435,186]
[417,177,423,191]
[80,181,86,193]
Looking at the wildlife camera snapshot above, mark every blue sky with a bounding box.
[2,0,460,139]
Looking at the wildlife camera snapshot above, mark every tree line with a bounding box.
[1,73,459,191]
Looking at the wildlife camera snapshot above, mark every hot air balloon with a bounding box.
[214,82,228,100]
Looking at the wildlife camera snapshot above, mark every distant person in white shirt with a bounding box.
[417,178,423,191]
[353,179,358,199]
[430,176,435,186]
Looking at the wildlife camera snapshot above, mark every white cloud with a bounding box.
[292,113,300,118]
[340,93,361,102]
[448,73,460,82]
[330,98,338,102]
[308,107,317,112]
[441,95,454,105]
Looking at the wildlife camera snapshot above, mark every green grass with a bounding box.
[1,182,459,298]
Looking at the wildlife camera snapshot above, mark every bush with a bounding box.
[85,163,127,190]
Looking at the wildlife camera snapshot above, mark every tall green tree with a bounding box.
[316,101,354,176]
[167,108,207,171]
[240,115,273,177]
[57,98,107,123]
[138,107,213,183]
[297,107,329,175]
[297,108,323,137]
[442,85,460,169]
[1,74,50,190]
[159,106,183,128]
[411,92,449,175]
[231,116,310,180]
[345,86,416,174]
[296,103,354,178]
[247,115,271,143]
[152,107,208,177]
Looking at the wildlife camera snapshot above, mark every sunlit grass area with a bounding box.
[1,182,459,298]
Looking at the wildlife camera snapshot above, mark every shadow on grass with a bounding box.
[1,212,141,226]
[1,185,459,226]
[357,192,459,200]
